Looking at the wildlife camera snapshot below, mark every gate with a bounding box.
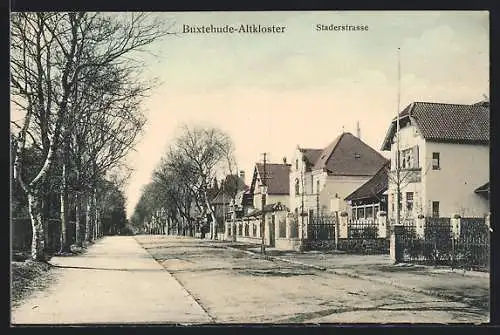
[269,215,275,247]
[307,215,336,240]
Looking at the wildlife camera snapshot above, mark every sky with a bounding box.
[60,11,493,216]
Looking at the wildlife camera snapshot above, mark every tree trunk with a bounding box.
[73,193,81,248]
[41,189,50,252]
[92,188,98,240]
[28,192,45,261]
[204,192,217,239]
[74,192,81,246]
[85,194,92,244]
[59,163,72,253]
[85,196,94,242]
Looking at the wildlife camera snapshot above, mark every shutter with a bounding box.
[413,145,419,168]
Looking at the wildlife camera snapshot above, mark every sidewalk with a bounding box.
[11,236,213,325]
[220,241,490,312]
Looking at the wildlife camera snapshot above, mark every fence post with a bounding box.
[451,215,461,240]
[451,215,461,269]
[416,216,425,239]
[285,215,292,239]
[334,211,340,250]
[390,224,404,264]
[377,211,387,238]
[339,212,349,239]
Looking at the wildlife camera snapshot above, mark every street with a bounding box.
[12,235,489,324]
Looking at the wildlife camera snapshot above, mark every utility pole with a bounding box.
[260,152,268,255]
[396,47,401,227]
[301,155,305,241]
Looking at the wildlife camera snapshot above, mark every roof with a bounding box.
[244,202,289,217]
[299,148,323,171]
[210,190,232,205]
[313,132,388,176]
[381,101,490,150]
[474,182,489,194]
[253,163,291,195]
[345,161,390,201]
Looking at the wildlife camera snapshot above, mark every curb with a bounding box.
[220,244,485,308]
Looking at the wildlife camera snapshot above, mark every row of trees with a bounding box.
[11,12,168,260]
[130,125,244,238]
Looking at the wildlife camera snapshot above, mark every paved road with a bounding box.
[135,235,488,324]
[11,235,489,324]
[11,236,212,325]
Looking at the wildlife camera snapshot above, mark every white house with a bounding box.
[289,132,389,218]
[380,100,490,220]
[250,161,291,210]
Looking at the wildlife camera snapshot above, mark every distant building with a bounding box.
[249,162,291,210]
[289,132,389,218]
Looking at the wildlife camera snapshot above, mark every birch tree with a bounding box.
[11,12,168,260]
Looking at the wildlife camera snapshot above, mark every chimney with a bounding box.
[239,170,245,183]
[356,121,361,139]
[283,157,287,164]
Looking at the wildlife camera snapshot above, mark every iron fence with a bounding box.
[307,215,336,240]
[454,218,490,271]
[400,217,489,270]
[290,217,299,238]
[279,218,286,238]
[348,218,378,239]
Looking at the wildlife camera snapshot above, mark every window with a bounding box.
[295,158,299,170]
[295,179,300,196]
[406,192,414,212]
[352,208,357,220]
[432,201,440,218]
[366,206,374,218]
[316,180,320,194]
[311,175,314,194]
[390,194,394,213]
[357,207,365,219]
[432,152,440,170]
[374,205,379,217]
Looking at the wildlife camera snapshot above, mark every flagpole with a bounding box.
[396,47,401,227]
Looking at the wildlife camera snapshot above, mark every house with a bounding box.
[210,189,232,228]
[289,132,389,219]
[345,160,390,220]
[380,101,489,220]
[250,161,291,210]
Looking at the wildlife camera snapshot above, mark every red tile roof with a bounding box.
[381,101,490,150]
[313,132,389,176]
[254,163,291,195]
[345,161,390,201]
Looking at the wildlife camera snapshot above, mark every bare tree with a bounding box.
[11,12,168,260]
[168,125,234,239]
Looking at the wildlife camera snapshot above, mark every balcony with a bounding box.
[390,167,422,184]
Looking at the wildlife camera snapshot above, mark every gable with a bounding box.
[314,132,388,176]
[381,101,490,150]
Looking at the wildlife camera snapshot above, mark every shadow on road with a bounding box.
[49,265,164,272]
[276,300,487,323]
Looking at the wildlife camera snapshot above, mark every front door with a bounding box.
[269,214,276,247]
